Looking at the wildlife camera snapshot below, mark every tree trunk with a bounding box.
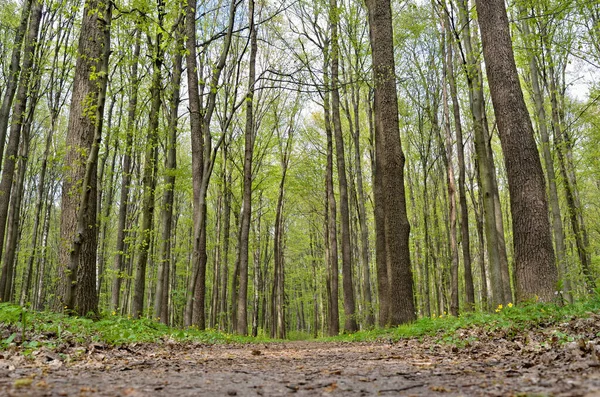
[323,44,339,336]
[112,29,141,312]
[475,0,557,303]
[235,0,258,335]
[440,24,459,317]
[155,27,182,322]
[365,0,416,326]
[0,0,42,300]
[132,2,164,318]
[444,11,475,310]
[330,0,357,332]
[0,0,32,171]
[456,0,506,308]
[61,0,112,315]
[367,91,389,326]
[521,13,571,302]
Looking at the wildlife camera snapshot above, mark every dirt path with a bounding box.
[1,336,599,396]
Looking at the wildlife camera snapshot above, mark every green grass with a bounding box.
[0,303,271,350]
[321,298,600,343]
[1,298,598,351]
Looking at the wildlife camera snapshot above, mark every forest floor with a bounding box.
[1,311,600,397]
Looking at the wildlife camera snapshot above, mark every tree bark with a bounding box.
[155,26,182,322]
[0,0,42,300]
[456,0,507,307]
[330,0,358,332]
[0,0,32,171]
[365,0,416,326]
[444,10,475,310]
[111,28,141,312]
[475,0,557,302]
[61,0,112,315]
[236,0,258,335]
[132,0,164,318]
[520,13,571,302]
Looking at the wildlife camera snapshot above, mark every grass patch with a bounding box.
[321,298,600,343]
[0,303,271,349]
[1,298,598,350]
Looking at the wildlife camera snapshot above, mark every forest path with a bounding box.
[1,336,599,396]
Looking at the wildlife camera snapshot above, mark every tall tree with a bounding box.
[131,0,165,319]
[475,0,557,302]
[0,0,32,171]
[59,0,112,315]
[0,0,42,300]
[330,0,358,332]
[111,28,141,312]
[236,0,258,336]
[155,23,183,322]
[365,0,416,325]
[185,0,237,329]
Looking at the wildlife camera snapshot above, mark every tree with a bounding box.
[235,0,258,336]
[330,0,358,332]
[365,0,416,325]
[475,0,558,302]
[59,0,112,315]
[0,0,42,301]
[131,0,165,319]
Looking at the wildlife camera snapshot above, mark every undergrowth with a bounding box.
[0,303,270,350]
[322,297,600,343]
[0,298,598,350]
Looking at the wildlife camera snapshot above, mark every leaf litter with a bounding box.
[0,313,599,396]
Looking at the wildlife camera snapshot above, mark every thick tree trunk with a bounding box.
[365,0,416,326]
[185,0,237,329]
[475,0,557,302]
[456,0,507,308]
[61,0,112,315]
[521,15,571,302]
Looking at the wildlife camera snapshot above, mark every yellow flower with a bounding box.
[507,303,513,308]
[111,311,116,316]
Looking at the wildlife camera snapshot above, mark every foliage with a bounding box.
[0,303,271,350]
[322,298,600,344]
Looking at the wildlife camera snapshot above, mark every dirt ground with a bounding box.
[1,316,600,396]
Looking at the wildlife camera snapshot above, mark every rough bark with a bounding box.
[61,0,112,315]
[521,13,571,302]
[456,0,506,307]
[365,0,416,326]
[367,92,389,327]
[475,0,557,302]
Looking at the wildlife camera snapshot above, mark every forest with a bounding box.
[0,0,599,340]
